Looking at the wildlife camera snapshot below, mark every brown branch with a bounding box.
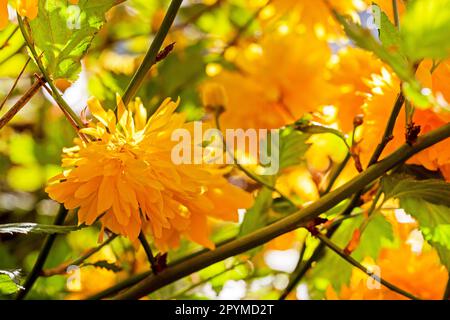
[0,77,44,130]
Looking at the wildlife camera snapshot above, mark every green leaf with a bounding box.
[29,0,118,80]
[311,213,394,295]
[381,174,450,270]
[239,187,273,237]
[379,11,405,60]
[330,7,430,107]
[401,199,450,251]
[382,175,450,206]
[0,269,23,295]
[83,260,122,273]
[401,0,450,61]
[0,223,82,235]
[310,217,360,293]
[278,127,310,171]
[353,213,395,261]
[332,9,413,82]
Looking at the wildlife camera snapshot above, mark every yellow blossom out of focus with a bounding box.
[276,166,320,203]
[201,82,228,109]
[327,244,448,300]
[260,0,364,39]
[65,247,120,300]
[207,30,332,130]
[1,0,39,29]
[306,133,349,173]
[328,47,385,132]
[360,64,450,179]
[46,95,253,251]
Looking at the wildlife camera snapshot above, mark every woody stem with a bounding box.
[114,123,450,300]
[122,0,183,105]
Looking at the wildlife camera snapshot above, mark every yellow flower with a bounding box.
[46,96,253,251]
[206,30,332,130]
[262,0,364,38]
[17,0,38,19]
[327,244,448,300]
[1,0,38,29]
[328,47,385,132]
[65,247,121,300]
[360,66,450,179]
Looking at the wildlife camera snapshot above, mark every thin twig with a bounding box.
[122,0,183,105]
[322,152,351,195]
[17,15,86,131]
[168,261,248,299]
[41,234,118,277]
[0,78,43,130]
[0,57,32,112]
[88,236,238,300]
[16,207,69,300]
[315,232,420,300]
[138,232,159,274]
[0,25,19,50]
[215,111,297,208]
[392,0,400,29]
[113,123,450,299]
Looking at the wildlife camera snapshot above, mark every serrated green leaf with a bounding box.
[401,199,450,250]
[239,187,273,237]
[29,0,118,80]
[381,174,450,270]
[379,11,405,59]
[382,175,450,206]
[332,9,413,82]
[311,213,394,294]
[331,6,431,108]
[278,127,310,171]
[0,269,23,295]
[353,213,395,261]
[83,260,122,273]
[401,0,450,61]
[0,223,82,235]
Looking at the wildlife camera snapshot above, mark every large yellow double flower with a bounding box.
[46,96,254,251]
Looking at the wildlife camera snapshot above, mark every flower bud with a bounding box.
[201,82,228,111]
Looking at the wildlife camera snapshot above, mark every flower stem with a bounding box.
[0,56,32,113]
[17,15,85,131]
[392,0,400,29]
[88,236,237,300]
[16,206,69,300]
[41,234,117,277]
[138,232,159,274]
[122,0,183,105]
[322,152,351,195]
[168,261,248,299]
[444,274,450,300]
[215,112,297,208]
[315,232,420,300]
[0,78,43,130]
[114,123,450,299]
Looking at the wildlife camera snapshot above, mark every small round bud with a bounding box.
[201,82,228,111]
[353,114,364,127]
